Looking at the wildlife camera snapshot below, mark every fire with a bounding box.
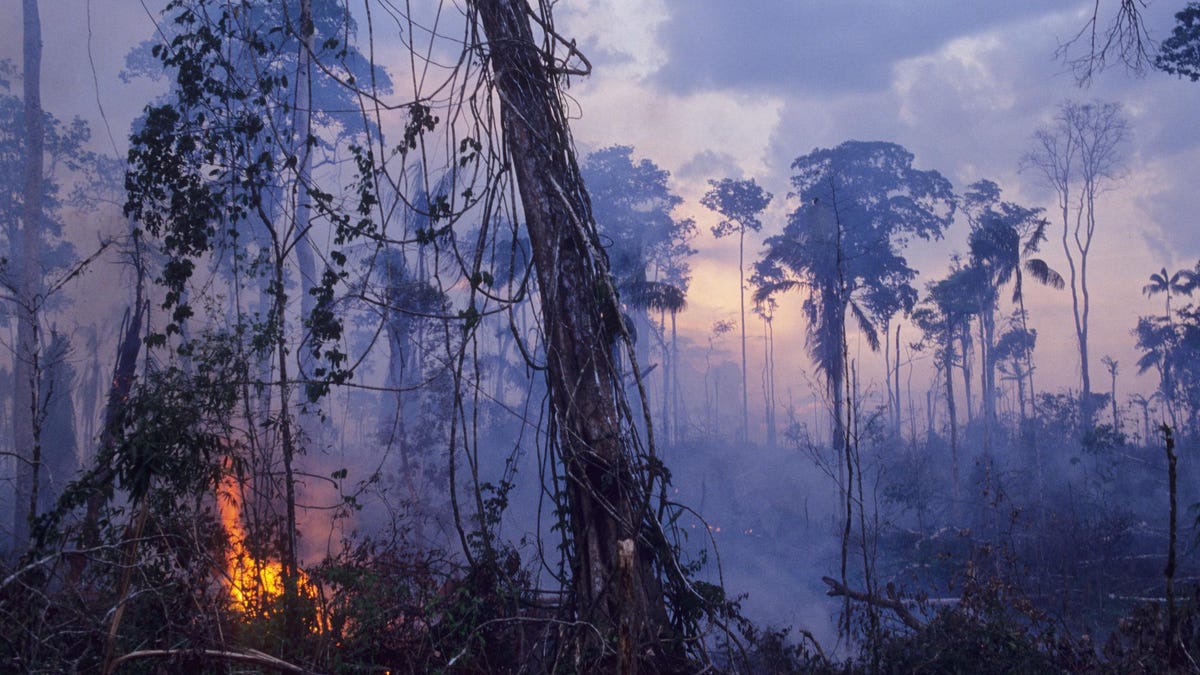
[217,470,325,629]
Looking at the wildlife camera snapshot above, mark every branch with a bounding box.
[107,648,318,674]
[822,576,923,631]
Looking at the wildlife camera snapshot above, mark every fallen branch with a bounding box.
[822,576,923,631]
[107,647,317,674]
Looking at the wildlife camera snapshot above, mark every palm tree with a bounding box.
[1129,393,1153,445]
[1134,315,1180,429]
[1143,266,1195,323]
[755,196,879,450]
[962,180,1064,426]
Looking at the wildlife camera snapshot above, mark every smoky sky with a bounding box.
[652,1,1056,95]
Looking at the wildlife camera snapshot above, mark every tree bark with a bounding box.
[471,1,678,670]
[13,0,45,552]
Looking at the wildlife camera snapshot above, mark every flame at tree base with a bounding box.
[218,471,325,631]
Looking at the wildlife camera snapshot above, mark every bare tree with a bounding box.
[1023,100,1128,425]
[1059,0,1157,86]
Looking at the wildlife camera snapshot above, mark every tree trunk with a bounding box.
[943,341,960,505]
[294,0,320,446]
[471,1,679,669]
[738,227,749,443]
[13,0,45,552]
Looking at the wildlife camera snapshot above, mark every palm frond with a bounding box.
[1025,258,1065,290]
[849,300,880,352]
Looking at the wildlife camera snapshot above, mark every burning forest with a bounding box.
[5,0,1200,673]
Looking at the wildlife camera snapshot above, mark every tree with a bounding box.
[861,279,917,434]
[471,1,691,668]
[756,141,954,448]
[12,0,44,552]
[702,177,771,444]
[915,266,982,501]
[123,0,390,633]
[582,146,695,438]
[1135,314,1181,430]
[1143,266,1195,321]
[1157,3,1200,81]
[994,317,1038,421]
[1023,100,1129,426]
[1134,270,1200,433]
[961,179,1063,433]
[752,292,780,446]
[1101,355,1120,428]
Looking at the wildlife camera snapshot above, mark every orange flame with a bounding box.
[218,470,324,629]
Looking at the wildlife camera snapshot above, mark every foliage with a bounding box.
[756,141,953,438]
[1156,2,1200,81]
[582,145,696,315]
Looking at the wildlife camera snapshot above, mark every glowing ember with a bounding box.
[217,470,324,628]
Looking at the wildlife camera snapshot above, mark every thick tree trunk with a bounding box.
[471,1,678,670]
[13,0,45,552]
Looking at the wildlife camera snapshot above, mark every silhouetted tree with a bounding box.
[582,145,695,433]
[702,177,771,443]
[995,317,1037,421]
[1101,355,1120,428]
[1134,315,1180,430]
[756,141,954,447]
[1143,266,1195,322]
[1023,100,1129,426]
[962,179,1063,436]
[915,266,981,500]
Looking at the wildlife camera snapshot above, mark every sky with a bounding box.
[552,0,1200,406]
[3,0,1200,416]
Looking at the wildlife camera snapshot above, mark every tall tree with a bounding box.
[13,0,44,551]
[756,141,954,447]
[471,1,687,669]
[702,177,771,444]
[582,145,694,435]
[961,179,1063,434]
[1023,100,1129,425]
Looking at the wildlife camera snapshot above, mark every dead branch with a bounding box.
[107,647,317,674]
[822,576,923,631]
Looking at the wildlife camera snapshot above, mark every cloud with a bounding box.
[653,0,1054,96]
